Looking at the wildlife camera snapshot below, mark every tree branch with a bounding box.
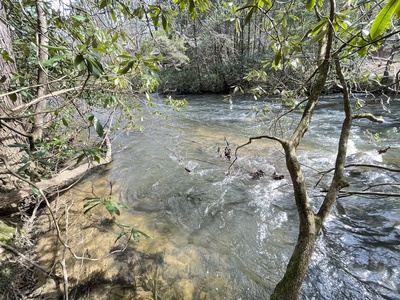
[315,163,400,188]
[339,190,400,197]
[0,240,61,279]
[227,134,286,174]
[352,113,384,123]
[11,86,83,114]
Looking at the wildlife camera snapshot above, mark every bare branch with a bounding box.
[0,240,61,279]
[339,190,400,197]
[228,135,286,174]
[315,163,400,188]
[362,182,400,191]
[352,113,384,123]
[0,76,68,99]
[11,86,83,114]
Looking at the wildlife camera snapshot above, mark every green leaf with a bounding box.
[74,54,85,71]
[83,200,100,208]
[35,149,47,157]
[62,116,70,127]
[83,203,100,214]
[143,60,159,72]
[395,0,400,17]
[306,0,316,11]
[83,197,100,201]
[0,48,14,62]
[115,201,129,209]
[245,7,254,25]
[311,18,328,36]
[93,152,102,163]
[274,49,282,66]
[115,230,129,243]
[76,153,85,164]
[8,143,28,148]
[17,162,30,174]
[188,0,196,19]
[38,159,54,167]
[150,6,160,27]
[310,28,328,44]
[9,93,17,102]
[370,0,398,40]
[110,9,117,22]
[162,14,168,33]
[32,187,41,196]
[93,47,107,54]
[94,118,104,137]
[86,57,104,78]
[86,113,95,124]
[357,41,368,58]
[134,229,152,239]
[99,0,111,9]
[117,60,134,74]
[105,200,120,216]
[72,15,89,22]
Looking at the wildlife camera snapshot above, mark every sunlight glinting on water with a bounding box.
[104,95,400,299]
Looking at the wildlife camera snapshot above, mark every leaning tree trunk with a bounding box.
[0,4,27,191]
[270,1,336,298]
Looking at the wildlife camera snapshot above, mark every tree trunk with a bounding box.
[270,1,336,298]
[380,44,399,89]
[271,143,319,300]
[0,5,27,191]
[31,0,49,142]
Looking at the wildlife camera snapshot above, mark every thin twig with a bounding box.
[0,241,60,279]
[227,135,286,174]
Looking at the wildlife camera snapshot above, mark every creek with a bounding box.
[43,94,400,299]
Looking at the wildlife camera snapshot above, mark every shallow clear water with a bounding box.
[91,94,399,299]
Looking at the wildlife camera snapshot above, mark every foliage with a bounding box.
[0,0,214,191]
[115,223,152,243]
[83,195,128,216]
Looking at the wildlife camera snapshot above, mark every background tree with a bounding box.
[0,4,28,191]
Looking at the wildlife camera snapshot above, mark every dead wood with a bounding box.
[0,137,112,216]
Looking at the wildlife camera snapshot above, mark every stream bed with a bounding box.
[35,94,400,299]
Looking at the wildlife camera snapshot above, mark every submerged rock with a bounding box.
[250,170,265,180]
[272,172,284,180]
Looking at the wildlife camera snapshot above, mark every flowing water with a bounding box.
[68,94,400,299]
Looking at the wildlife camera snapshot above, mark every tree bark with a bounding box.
[270,1,336,299]
[0,4,27,190]
[31,0,49,142]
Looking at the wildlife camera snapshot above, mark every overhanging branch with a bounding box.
[352,113,384,123]
[315,163,400,188]
[228,135,286,174]
[339,190,400,197]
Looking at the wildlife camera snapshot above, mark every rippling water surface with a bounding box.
[98,94,399,299]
